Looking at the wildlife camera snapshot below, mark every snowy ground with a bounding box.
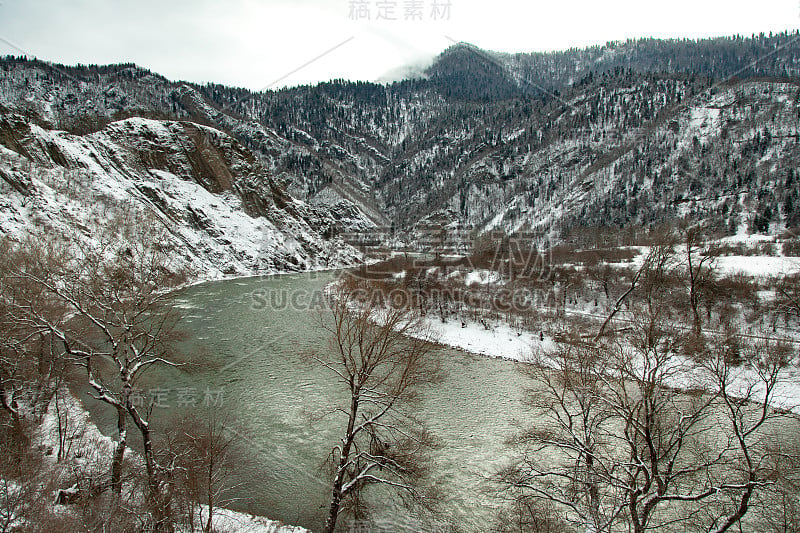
[415,309,800,414]
[371,242,800,415]
[421,316,556,361]
[196,506,308,533]
[412,240,800,414]
[715,255,800,277]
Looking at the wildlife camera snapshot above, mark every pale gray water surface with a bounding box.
[80,271,537,531]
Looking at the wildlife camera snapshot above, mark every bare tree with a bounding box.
[701,337,795,533]
[493,494,567,533]
[595,241,680,341]
[594,256,650,341]
[170,410,240,533]
[3,218,187,528]
[500,314,794,533]
[775,272,800,319]
[684,224,718,338]
[0,338,29,454]
[499,338,621,533]
[316,281,440,533]
[0,237,72,453]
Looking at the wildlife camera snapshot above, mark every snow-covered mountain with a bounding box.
[0,113,361,278]
[401,76,800,240]
[2,31,799,253]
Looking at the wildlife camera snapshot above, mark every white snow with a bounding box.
[423,317,556,360]
[464,269,503,286]
[193,506,309,533]
[714,255,800,277]
[421,313,800,413]
[686,106,722,145]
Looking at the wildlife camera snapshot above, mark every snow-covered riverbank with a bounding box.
[419,311,800,413]
[20,389,311,533]
[404,270,800,416]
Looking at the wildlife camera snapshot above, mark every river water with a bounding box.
[81,271,538,532]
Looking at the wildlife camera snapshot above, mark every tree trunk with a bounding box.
[0,381,26,454]
[322,393,359,533]
[204,447,214,533]
[692,305,702,337]
[132,410,173,532]
[629,496,645,533]
[687,239,702,337]
[55,392,64,462]
[110,405,126,495]
[586,452,600,528]
[711,482,754,533]
[690,282,702,337]
[143,425,170,531]
[322,480,344,533]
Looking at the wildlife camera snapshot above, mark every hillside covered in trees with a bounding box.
[1,31,799,244]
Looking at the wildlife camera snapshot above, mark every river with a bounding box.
[80,271,538,532]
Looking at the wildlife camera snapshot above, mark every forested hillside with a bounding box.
[2,31,799,244]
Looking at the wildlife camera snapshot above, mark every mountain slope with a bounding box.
[0,113,360,277]
[2,31,799,246]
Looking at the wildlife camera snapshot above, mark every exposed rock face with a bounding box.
[0,114,361,278]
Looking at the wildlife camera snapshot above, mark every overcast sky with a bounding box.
[1,0,798,90]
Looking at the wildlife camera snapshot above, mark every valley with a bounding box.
[1,29,800,533]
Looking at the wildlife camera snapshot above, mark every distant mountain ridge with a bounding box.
[455,32,800,96]
[1,30,799,250]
